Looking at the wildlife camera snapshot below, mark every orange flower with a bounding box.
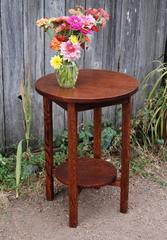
[50,38,61,50]
[69,9,83,16]
[83,35,91,44]
[76,5,84,10]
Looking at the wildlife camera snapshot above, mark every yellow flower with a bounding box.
[69,35,79,43]
[48,18,56,23]
[50,55,62,69]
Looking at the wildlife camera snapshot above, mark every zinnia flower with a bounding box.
[83,35,91,44]
[56,35,67,42]
[36,18,49,27]
[85,8,101,20]
[68,16,83,30]
[100,17,107,29]
[69,35,79,43]
[50,55,62,69]
[98,8,110,20]
[69,9,83,16]
[76,5,84,10]
[54,23,70,35]
[92,25,99,32]
[81,27,92,35]
[60,41,81,61]
[50,38,61,51]
[54,16,69,24]
[48,18,56,23]
[81,15,96,28]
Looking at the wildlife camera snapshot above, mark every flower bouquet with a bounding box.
[36,5,110,88]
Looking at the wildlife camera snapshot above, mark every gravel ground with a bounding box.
[0,176,167,240]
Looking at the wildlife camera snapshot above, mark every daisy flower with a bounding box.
[50,55,62,69]
[69,35,79,43]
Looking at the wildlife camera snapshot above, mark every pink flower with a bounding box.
[81,15,95,28]
[68,16,83,30]
[100,17,107,28]
[54,16,69,24]
[98,8,110,20]
[54,23,70,35]
[85,8,100,20]
[80,27,92,35]
[60,41,81,61]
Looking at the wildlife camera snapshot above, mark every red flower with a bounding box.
[57,35,67,42]
[92,25,99,32]
[80,43,85,49]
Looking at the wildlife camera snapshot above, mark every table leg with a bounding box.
[43,97,54,201]
[94,107,102,158]
[120,98,131,213]
[67,103,78,227]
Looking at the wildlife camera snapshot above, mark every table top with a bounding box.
[35,69,138,103]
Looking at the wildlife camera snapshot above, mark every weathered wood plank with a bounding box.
[0,0,167,147]
[0,2,5,146]
[1,0,24,146]
[101,0,118,124]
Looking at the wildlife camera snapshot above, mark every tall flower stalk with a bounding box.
[16,65,32,198]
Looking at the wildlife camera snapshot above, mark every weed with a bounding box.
[0,154,16,190]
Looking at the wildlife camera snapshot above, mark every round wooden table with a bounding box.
[35,69,138,228]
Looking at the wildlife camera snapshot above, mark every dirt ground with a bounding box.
[0,175,167,240]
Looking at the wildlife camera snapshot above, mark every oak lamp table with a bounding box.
[35,69,138,228]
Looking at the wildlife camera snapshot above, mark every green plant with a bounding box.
[0,154,16,190]
[16,66,32,198]
[102,125,117,151]
[53,130,68,152]
[54,118,119,157]
[54,151,68,166]
[141,60,167,144]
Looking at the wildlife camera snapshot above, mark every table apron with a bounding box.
[52,97,130,112]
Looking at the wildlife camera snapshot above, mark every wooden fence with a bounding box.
[0,0,167,148]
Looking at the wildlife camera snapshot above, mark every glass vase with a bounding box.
[55,61,79,88]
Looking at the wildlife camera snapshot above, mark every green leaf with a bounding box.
[16,140,23,198]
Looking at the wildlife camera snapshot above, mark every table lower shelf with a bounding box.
[52,157,117,188]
